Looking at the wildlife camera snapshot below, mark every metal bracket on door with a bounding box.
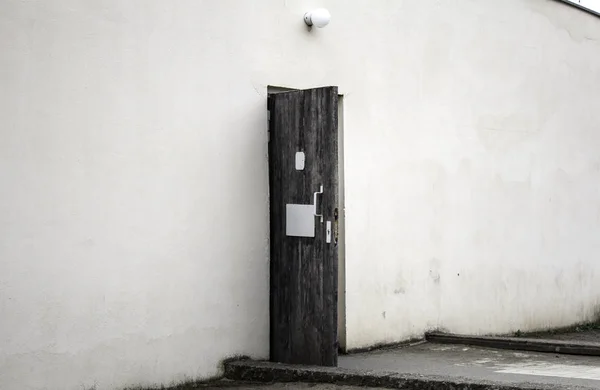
[286,185,324,237]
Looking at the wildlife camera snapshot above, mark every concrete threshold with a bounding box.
[224,359,579,390]
[426,332,600,357]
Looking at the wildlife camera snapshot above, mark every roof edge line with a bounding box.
[556,0,600,18]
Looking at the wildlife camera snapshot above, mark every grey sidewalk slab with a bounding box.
[225,343,600,390]
[341,342,600,388]
[426,332,600,357]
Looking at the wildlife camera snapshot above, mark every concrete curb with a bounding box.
[224,359,579,390]
[426,332,600,357]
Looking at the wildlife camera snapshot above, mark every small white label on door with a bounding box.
[326,221,332,243]
[295,152,305,170]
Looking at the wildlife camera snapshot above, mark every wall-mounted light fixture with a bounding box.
[304,8,331,28]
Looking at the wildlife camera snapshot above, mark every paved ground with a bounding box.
[339,342,600,388]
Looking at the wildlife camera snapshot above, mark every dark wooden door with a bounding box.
[268,87,339,367]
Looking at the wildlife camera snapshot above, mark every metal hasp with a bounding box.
[286,185,324,237]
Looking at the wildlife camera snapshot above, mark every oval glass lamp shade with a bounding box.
[304,8,331,28]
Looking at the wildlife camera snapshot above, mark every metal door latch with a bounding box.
[313,185,324,223]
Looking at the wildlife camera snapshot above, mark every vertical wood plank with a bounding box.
[269,87,339,366]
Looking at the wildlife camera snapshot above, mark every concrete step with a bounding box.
[224,359,548,390]
[426,332,600,357]
[225,341,600,389]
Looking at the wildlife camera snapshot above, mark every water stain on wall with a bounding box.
[429,257,441,285]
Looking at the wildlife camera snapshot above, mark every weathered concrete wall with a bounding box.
[1,0,600,389]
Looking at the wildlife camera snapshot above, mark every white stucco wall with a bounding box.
[2,0,600,389]
[342,0,600,349]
